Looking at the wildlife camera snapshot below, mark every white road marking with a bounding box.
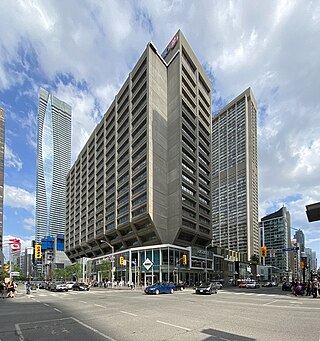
[120,311,138,317]
[54,308,62,313]
[156,320,191,331]
[70,317,117,340]
[94,304,106,308]
[264,300,278,306]
[44,303,50,307]
[15,324,24,341]
[79,301,87,304]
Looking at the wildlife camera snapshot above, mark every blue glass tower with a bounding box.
[35,88,71,242]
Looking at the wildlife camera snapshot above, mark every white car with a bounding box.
[246,282,260,289]
[66,282,76,289]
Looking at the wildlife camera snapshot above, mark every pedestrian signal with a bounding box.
[182,254,187,265]
[119,256,124,265]
[261,246,267,257]
[35,244,42,259]
[3,264,9,272]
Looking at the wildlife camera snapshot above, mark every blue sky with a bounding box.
[1,0,320,262]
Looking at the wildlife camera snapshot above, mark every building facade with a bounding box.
[260,207,291,279]
[0,108,4,253]
[293,229,305,252]
[211,88,259,260]
[65,31,212,274]
[35,88,72,242]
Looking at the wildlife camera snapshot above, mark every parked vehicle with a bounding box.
[262,282,272,287]
[246,282,260,289]
[38,282,47,289]
[72,282,90,291]
[66,282,76,290]
[211,281,223,289]
[194,282,218,295]
[50,281,68,292]
[144,282,175,295]
[239,282,248,288]
[171,282,185,291]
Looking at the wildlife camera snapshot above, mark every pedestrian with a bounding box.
[130,281,134,290]
[26,281,31,295]
[7,281,15,298]
[0,280,6,299]
[306,280,312,296]
[312,278,319,298]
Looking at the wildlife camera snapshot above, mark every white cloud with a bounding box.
[4,144,23,170]
[1,1,320,258]
[4,185,35,211]
[23,217,35,232]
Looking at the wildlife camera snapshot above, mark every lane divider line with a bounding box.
[120,311,138,317]
[156,320,191,331]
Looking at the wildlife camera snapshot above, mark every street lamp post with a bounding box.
[100,240,114,288]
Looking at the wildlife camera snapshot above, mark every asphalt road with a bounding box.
[1,286,320,341]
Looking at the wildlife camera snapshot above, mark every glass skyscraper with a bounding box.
[0,108,4,253]
[35,88,71,242]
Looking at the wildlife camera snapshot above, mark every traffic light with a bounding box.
[182,254,187,265]
[119,256,124,265]
[35,244,42,259]
[261,246,267,257]
[3,264,9,272]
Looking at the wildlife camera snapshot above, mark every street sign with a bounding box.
[143,258,153,270]
[283,247,299,252]
[10,272,20,276]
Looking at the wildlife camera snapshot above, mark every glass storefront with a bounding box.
[89,244,228,287]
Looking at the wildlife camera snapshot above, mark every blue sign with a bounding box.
[283,247,299,252]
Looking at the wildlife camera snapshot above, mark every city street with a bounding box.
[1,286,320,341]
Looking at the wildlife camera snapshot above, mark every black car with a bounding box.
[282,282,292,291]
[194,282,218,295]
[72,283,90,291]
[170,282,185,291]
[38,282,47,289]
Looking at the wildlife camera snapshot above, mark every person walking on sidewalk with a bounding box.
[0,280,6,299]
[312,278,319,298]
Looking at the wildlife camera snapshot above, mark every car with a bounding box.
[144,282,175,295]
[282,282,292,291]
[66,281,76,290]
[246,282,260,289]
[239,282,248,288]
[38,282,47,289]
[262,282,272,287]
[194,282,218,295]
[171,282,185,291]
[50,281,68,292]
[271,282,279,287]
[211,281,223,289]
[72,282,90,291]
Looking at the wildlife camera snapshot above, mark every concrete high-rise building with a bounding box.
[65,31,212,262]
[293,229,305,252]
[211,88,259,261]
[35,88,71,242]
[260,207,291,278]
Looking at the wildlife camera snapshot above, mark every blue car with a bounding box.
[144,282,175,295]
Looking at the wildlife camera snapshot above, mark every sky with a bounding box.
[0,0,319,263]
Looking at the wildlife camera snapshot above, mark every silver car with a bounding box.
[50,281,68,292]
